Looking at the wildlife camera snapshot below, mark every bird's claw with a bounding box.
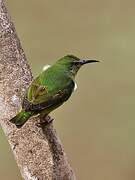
[36,115,54,127]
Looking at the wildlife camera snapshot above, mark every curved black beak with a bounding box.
[80,59,99,65]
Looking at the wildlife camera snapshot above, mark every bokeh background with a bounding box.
[1,0,135,179]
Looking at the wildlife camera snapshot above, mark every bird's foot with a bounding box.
[36,115,54,127]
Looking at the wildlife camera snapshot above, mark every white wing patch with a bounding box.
[74,82,77,91]
[43,64,51,71]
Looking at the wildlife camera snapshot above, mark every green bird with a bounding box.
[10,55,99,128]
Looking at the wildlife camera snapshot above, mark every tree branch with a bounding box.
[0,0,76,179]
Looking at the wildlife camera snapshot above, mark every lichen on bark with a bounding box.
[0,0,76,179]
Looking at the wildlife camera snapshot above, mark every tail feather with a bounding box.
[10,110,32,128]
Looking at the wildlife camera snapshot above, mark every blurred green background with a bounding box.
[1,0,135,179]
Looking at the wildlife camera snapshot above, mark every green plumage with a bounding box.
[10,110,33,128]
[10,55,98,128]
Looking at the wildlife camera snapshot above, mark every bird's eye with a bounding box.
[73,61,80,65]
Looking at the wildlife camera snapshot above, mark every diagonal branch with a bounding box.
[0,0,76,179]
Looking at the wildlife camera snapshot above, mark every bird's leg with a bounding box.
[41,115,54,125]
[36,114,54,127]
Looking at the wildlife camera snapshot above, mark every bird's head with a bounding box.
[56,55,99,78]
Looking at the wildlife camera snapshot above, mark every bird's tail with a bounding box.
[10,110,33,128]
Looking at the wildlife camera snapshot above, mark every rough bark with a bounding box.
[0,0,76,179]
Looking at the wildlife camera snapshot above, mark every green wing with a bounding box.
[27,76,48,104]
[22,74,74,112]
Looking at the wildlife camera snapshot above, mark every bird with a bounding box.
[10,55,99,128]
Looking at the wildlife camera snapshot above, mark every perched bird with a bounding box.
[10,55,99,128]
